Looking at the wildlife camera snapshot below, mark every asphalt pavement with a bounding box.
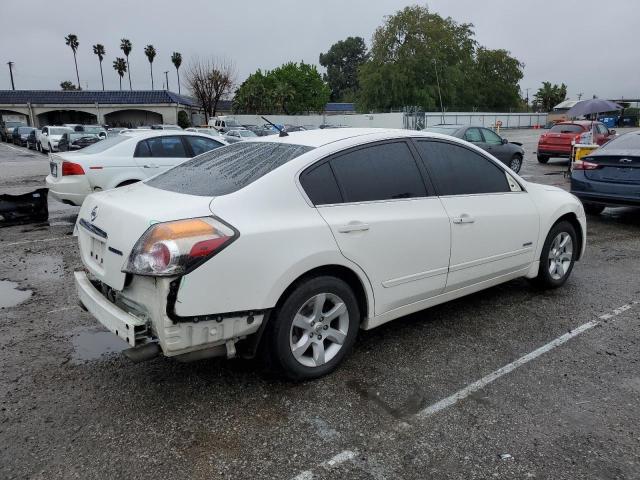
[1,130,639,479]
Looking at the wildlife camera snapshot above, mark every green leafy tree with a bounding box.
[113,57,127,91]
[65,34,81,89]
[473,48,524,110]
[171,52,182,93]
[120,38,133,90]
[533,82,568,112]
[234,62,329,115]
[144,45,157,90]
[357,5,524,112]
[60,80,79,91]
[319,36,368,101]
[92,44,106,90]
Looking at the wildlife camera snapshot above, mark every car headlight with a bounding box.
[123,217,238,276]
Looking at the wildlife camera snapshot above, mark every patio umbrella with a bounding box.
[566,99,622,118]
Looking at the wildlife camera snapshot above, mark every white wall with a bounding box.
[231,112,547,130]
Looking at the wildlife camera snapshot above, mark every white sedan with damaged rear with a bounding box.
[75,128,587,380]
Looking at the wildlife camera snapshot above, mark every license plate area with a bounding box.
[50,162,58,177]
[89,236,106,269]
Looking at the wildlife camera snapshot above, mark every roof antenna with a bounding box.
[261,116,288,137]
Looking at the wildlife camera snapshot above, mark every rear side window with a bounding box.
[464,128,483,143]
[415,141,510,196]
[185,136,223,156]
[300,162,342,205]
[329,142,427,202]
[147,142,314,196]
[550,124,583,134]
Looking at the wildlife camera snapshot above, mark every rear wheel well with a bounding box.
[274,265,369,324]
[554,213,583,258]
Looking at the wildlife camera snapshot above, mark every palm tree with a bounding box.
[65,34,81,89]
[144,45,156,90]
[120,38,133,90]
[92,44,106,91]
[171,52,182,94]
[113,57,127,91]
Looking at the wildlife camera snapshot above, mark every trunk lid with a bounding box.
[584,152,640,184]
[76,182,214,290]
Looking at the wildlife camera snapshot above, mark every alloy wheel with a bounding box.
[289,293,349,368]
[548,232,573,280]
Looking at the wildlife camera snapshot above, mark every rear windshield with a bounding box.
[147,142,314,196]
[18,127,33,133]
[80,135,128,154]
[82,126,105,134]
[50,128,71,135]
[600,132,640,150]
[425,126,461,136]
[550,124,584,134]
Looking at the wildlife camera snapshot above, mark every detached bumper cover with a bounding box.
[75,271,147,347]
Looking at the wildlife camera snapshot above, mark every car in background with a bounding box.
[223,128,258,143]
[37,126,73,153]
[185,127,223,138]
[73,128,585,380]
[107,128,126,136]
[46,130,227,206]
[570,130,640,214]
[283,125,306,133]
[58,132,102,151]
[537,121,615,163]
[209,116,242,132]
[12,126,37,146]
[1,121,26,142]
[26,129,38,150]
[151,124,182,130]
[424,124,525,173]
[63,124,107,139]
[246,125,278,137]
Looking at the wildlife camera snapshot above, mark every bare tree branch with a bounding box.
[185,56,237,122]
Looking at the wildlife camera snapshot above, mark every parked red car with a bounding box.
[537,121,616,163]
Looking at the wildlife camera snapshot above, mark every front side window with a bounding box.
[596,124,608,134]
[415,140,510,196]
[185,136,223,156]
[147,142,313,196]
[329,142,427,203]
[481,128,502,145]
[464,128,483,143]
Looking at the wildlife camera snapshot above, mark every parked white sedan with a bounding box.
[46,130,226,206]
[74,128,586,380]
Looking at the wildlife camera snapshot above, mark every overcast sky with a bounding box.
[1,0,637,101]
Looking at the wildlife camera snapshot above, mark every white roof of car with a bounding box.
[120,130,210,139]
[247,128,430,148]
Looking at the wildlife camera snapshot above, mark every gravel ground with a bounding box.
[1,130,639,479]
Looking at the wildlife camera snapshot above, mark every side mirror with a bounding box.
[502,138,508,144]
[609,129,616,135]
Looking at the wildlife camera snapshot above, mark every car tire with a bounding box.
[509,154,523,173]
[533,220,577,289]
[537,153,550,164]
[583,203,605,215]
[266,276,360,381]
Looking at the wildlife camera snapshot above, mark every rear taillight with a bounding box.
[573,160,600,170]
[123,217,237,276]
[61,161,85,176]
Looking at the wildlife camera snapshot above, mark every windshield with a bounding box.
[240,130,258,137]
[79,135,128,154]
[71,133,98,140]
[147,142,314,196]
[18,127,33,134]
[82,126,105,134]
[50,128,71,135]
[550,124,584,134]
[6,122,24,128]
[426,126,461,136]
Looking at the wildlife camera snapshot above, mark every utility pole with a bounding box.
[164,71,169,91]
[7,61,15,90]
[432,58,445,124]
[524,88,530,112]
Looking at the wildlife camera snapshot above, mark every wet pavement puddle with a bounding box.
[68,326,128,364]
[0,280,32,308]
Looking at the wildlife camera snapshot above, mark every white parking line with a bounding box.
[3,236,72,247]
[289,300,639,479]
[46,306,79,314]
[0,142,25,153]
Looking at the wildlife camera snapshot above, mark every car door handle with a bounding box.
[337,222,370,233]
[452,214,475,224]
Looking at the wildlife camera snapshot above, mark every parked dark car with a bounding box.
[12,126,37,146]
[424,124,525,173]
[571,131,640,214]
[57,133,102,151]
[26,129,38,149]
[1,121,26,142]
